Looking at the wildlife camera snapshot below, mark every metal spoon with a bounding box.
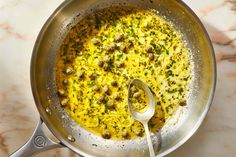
[128,78,156,157]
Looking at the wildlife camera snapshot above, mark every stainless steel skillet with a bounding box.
[10,0,216,156]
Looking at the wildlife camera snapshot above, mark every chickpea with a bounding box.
[98,95,105,104]
[111,80,118,87]
[103,63,110,71]
[115,33,124,42]
[64,67,73,75]
[61,98,69,106]
[102,130,111,139]
[149,53,154,60]
[116,61,124,68]
[180,100,186,106]
[93,85,100,92]
[105,43,116,52]
[97,60,104,67]
[113,93,121,100]
[58,89,65,96]
[127,40,133,48]
[88,72,96,80]
[130,86,138,93]
[107,100,116,109]
[134,129,142,136]
[122,130,129,138]
[62,79,68,85]
[119,43,127,52]
[77,72,84,79]
[133,92,141,98]
[103,85,111,95]
[146,47,153,53]
[104,55,112,63]
[91,38,100,45]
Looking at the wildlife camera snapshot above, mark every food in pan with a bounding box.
[129,83,149,113]
[55,6,191,140]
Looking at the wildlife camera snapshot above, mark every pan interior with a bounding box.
[30,0,216,157]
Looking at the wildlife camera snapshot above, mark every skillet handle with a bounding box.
[9,118,64,157]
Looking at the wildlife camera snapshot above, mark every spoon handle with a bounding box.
[143,123,156,157]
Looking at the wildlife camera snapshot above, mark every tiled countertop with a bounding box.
[0,0,235,157]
